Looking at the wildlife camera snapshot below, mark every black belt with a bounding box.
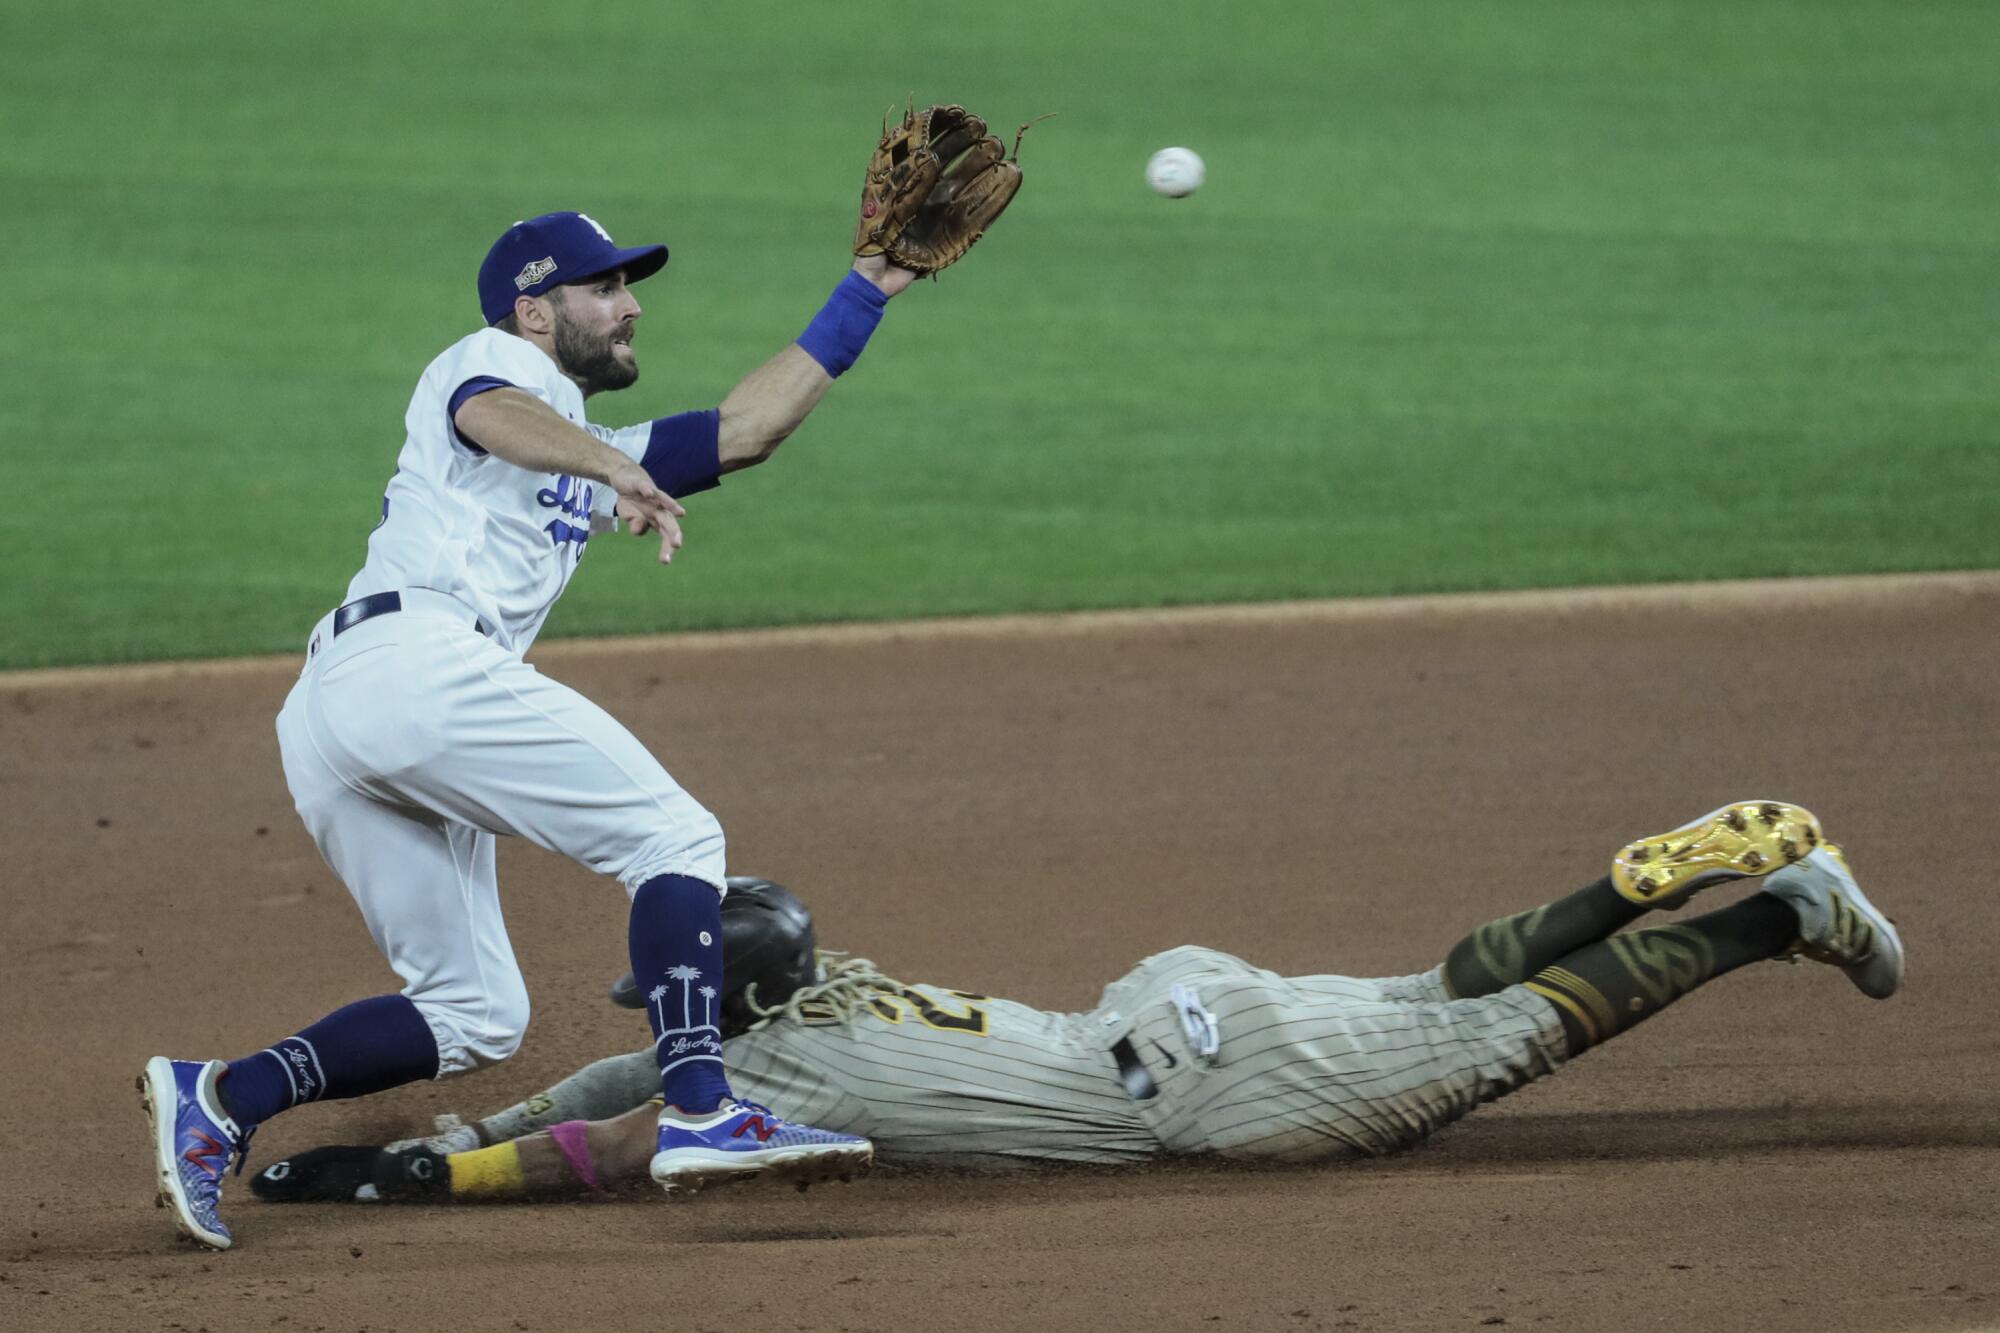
[333,591,405,635]
[332,591,489,638]
[1111,1037,1157,1101]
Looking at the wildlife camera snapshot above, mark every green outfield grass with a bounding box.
[4,1,1996,667]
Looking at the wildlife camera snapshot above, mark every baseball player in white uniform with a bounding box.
[248,801,1905,1201]
[142,210,924,1248]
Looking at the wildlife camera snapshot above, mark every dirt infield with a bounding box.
[5,573,1996,1332]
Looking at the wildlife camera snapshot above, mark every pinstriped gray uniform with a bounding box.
[717,945,1570,1167]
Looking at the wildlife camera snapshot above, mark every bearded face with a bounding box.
[548,287,639,395]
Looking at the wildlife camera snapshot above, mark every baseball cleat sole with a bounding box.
[1611,800,1822,909]
[138,1058,231,1251]
[650,1143,874,1198]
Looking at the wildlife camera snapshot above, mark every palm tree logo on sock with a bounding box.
[650,968,723,1065]
[650,967,710,1031]
[667,965,703,1028]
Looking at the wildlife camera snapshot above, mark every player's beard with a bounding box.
[551,305,638,396]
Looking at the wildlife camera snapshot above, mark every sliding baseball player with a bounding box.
[251,800,1903,1202]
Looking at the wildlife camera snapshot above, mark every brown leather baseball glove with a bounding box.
[854,102,1040,276]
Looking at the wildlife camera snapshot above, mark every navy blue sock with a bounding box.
[216,994,440,1129]
[630,873,734,1114]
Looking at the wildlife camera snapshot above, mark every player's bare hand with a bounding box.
[616,493,686,565]
[852,254,919,298]
[604,459,673,509]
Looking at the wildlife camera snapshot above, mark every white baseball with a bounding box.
[1146,146,1205,198]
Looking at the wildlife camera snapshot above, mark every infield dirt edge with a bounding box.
[9,569,1996,690]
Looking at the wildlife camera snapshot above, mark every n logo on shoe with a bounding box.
[184,1129,229,1177]
[731,1116,778,1143]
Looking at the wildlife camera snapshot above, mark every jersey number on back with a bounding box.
[866,985,990,1035]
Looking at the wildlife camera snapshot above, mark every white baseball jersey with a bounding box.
[555,948,1570,1167]
[352,329,650,654]
[276,328,724,1078]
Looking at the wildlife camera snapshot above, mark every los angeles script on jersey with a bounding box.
[537,475,593,555]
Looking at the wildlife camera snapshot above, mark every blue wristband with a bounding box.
[640,410,723,497]
[796,270,888,378]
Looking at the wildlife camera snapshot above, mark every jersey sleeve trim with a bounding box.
[640,409,723,498]
[446,376,517,455]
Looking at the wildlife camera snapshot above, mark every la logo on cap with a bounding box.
[514,256,557,290]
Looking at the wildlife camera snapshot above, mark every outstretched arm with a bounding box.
[250,1104,663,1205]
[453,1047,662,1149]
[716,256,917,471]
[616,256,915,542]
[451,1105,660,1199]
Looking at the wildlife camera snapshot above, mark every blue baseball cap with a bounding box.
[477,211,669,325]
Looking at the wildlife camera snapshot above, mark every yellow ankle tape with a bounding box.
[448,1141,526,1199]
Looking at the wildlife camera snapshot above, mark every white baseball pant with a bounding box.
[275,589,725,1074]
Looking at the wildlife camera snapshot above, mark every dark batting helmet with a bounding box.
[609,876,819,1037]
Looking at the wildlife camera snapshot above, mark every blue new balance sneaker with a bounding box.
[139,1057,251,1249]
[649,1099,873,1196]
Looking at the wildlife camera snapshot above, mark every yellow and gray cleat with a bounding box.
[1611,800,1823,909]
[1762,843,1905,999]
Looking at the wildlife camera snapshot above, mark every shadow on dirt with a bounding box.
[1402,1100,2000,1167]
